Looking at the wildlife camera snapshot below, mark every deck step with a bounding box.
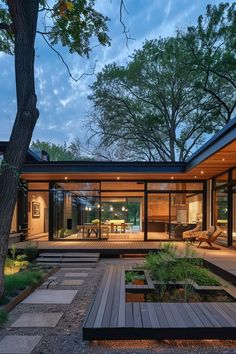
[37,257,97,263]
[39,252,100,258]
[36,251,100,268]
[38,262,96,268]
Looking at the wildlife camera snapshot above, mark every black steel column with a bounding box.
[144,182,148,241]
[228,170,233,247]
[17,180,28,241]
[202,180,207,230]
[49,181,54,241]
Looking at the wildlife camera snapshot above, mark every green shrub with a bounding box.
[0,310,8,327]
[125,271,145,284]
[23,246,39,262]
[5,270,44,296]
[144,243,220,300]
[58,228,71,238]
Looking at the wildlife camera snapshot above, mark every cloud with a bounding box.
[0,0,225,145]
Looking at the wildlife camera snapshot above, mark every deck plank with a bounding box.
[83,265,236,340]
[182,304,204,327]
[161,304,179,327]
[125,303,134,327]
[204,303,232,327]
[140,303,152,327]
[153,303,169,328]
[133,303,142,328]
[168,303,189,328]
[84,267,111,328]
[211,303,236,327]
[101,267,118,327]
[147,303,161,328]
[110,265,122,328]
[93,266,114,328]
[118,266,126,327]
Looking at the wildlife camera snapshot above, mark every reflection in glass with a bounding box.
[147,193,203,240]
[214,187,228,245]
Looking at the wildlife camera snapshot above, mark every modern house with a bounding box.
[2,117,236,248]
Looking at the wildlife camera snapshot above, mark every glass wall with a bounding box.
[147,194,169,240]
[147,182,203,240]
[52,183,100,240]
[233,170,236,247]
[213,173,228,246]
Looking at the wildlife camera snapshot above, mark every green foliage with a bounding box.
[50,0,110,57]
[144,243,220,301]
[31,140,80,161]
[23,246,39,262]
[181,2,236,124]
[125,271,145,284]
[0,0,110,57]
[5,244,29,272]
[0,4,14,54]
[0,310,8,327]
[58,228,72,238]
[89,2,236,161]
[5,270,44,296]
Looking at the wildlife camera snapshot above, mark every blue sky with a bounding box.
[0,0,228,150]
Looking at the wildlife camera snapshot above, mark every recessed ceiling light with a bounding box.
[117,177,120,180]
[170,176,174,180]
[194,176,197,179]
[64,177,68,180]
[222,158,225,161]
[200,171,204,174]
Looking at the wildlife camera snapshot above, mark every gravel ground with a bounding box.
[0,258,236,354]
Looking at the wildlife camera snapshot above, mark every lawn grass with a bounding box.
[4,269,45,296]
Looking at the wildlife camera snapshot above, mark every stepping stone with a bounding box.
[22,290,77,304]
[61,279,84,286]
[10,312,63,328]
[0,335,41,354]
[64,272,88,277]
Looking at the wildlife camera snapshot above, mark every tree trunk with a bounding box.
[0,0,39,297]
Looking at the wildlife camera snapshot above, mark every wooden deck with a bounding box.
[83,265,236,340]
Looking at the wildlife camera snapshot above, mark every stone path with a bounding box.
[0,266,96,353]
[0,259,236,353]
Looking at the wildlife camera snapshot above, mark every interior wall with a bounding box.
[28,192,48,238]
[188,194,202,223]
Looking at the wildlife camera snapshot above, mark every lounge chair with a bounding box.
[197,226,223,248]
[182,223,202,242]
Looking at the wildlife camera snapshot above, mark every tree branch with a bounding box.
[40,33,96,82]
[119,0,135,47]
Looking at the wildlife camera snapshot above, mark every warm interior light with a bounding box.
[200,171,204,174]
[222,158,225,161]
[109,205,113,212]
[117,176,120,180]
[170,176,174,180]
[194,176,197,179]
[97,204,101,209]
[64,176,68,180]
[122,206,125,211]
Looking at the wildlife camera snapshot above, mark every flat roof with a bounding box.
[4,117,236,181]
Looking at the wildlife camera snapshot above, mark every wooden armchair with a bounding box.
[197,226,223,248]
[182,223,202,242]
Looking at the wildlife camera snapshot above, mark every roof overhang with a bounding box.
[20,117,236,181]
